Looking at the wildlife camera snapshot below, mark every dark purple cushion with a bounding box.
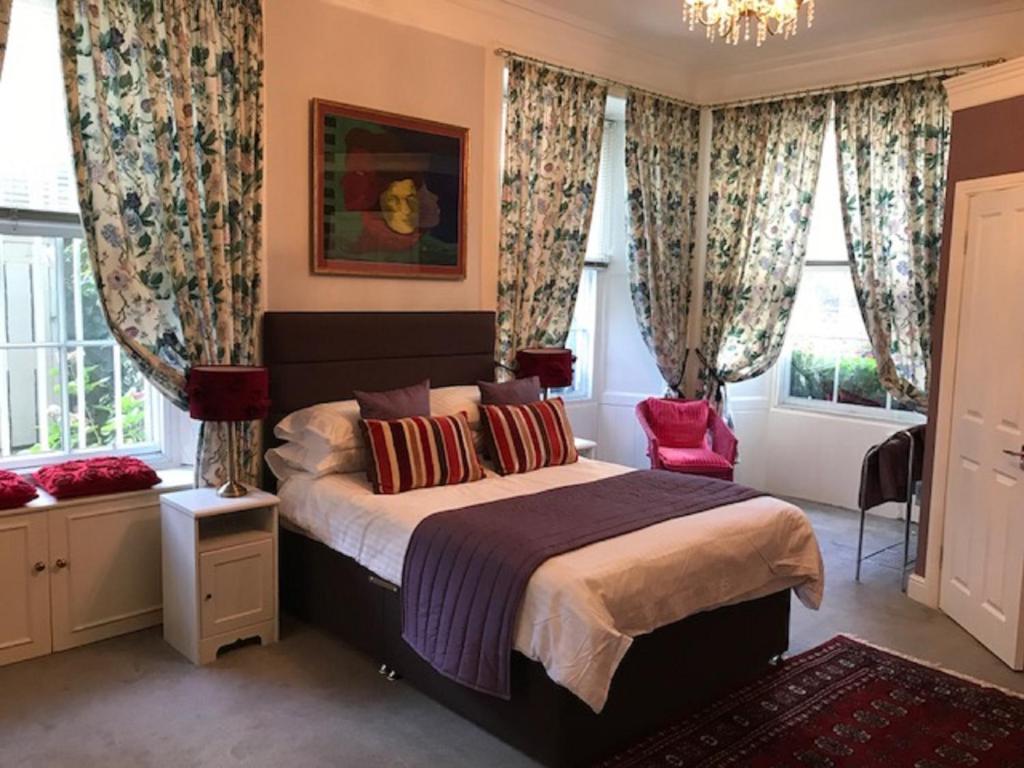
[354,380,430,420]
[478,377,542,405]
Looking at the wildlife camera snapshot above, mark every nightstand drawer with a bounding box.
[199,538,274,639]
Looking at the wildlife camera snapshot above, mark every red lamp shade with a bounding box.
[186,366,270,422]
[515,348,575,390]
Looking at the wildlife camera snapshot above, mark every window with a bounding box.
[549,116,622,401]
[779,117,920,421]
[552,267,598,401]
[0,0,163,467]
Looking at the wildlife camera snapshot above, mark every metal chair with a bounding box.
[855,425,926,589]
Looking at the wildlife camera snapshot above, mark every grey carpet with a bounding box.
[1,504,1021,768]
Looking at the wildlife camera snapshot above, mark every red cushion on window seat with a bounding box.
[656,446,732,473]
[0,470,39,509]
[33,457,160,500]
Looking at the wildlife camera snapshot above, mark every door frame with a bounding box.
[912,171,1024,610]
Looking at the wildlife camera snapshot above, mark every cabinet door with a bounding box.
[0,512,51,666]
[50,499,163,652]
[199,539,274,639]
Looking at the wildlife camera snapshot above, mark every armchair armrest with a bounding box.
[709,409,738,466]
[634,403,664,469]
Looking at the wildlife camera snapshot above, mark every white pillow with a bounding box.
[265,441,365,482]
[430,385,481,431]
[274,398,363,450]
[270,386,484,481]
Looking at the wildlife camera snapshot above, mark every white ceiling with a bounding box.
[499,0,1024,82]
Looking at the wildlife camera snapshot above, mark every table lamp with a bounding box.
[515,348,575,399]
[186,365,270,497]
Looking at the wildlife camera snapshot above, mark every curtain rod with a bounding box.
[708,59,1004,110]
[493,48,700,110]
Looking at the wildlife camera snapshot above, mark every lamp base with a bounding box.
[217,479,248,498]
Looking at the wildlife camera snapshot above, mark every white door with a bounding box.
[49,499,163,652]
[939,180,1024,669]
[199,538,274,638]
[0,512,51,666]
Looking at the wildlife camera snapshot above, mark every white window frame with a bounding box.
[0,210,180,470]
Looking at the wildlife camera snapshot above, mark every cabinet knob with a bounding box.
[33,561,45,573]
[55,558,68,569]
[204,593,213,601]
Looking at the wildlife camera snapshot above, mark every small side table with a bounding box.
[575,437,597,459]
[161,487,279,664]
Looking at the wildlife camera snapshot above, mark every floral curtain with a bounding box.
[699,94,829,396]
[57,0,263,486]
[496,58,607,373]
[834,78,950,408]
[625,91,701,394]
[0,0,11,78]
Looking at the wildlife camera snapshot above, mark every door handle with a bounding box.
[1006,446,1024,469]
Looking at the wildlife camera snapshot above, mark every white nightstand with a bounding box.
[160,487,279,665]
[575,437,597,459]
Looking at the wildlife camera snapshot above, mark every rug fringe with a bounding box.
[836,633,1024,701]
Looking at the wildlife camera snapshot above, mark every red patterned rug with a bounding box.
[599,635,1024,767]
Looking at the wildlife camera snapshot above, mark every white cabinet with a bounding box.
[574,437,597,460]
[0,469,192,668]
[0,512,50,666]
[162,488,279,665]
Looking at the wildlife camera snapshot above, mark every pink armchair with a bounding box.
[635,398,738,481]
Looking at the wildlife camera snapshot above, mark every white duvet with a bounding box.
[277,459,824,712]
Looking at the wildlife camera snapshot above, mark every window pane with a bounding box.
[551,268,597,401]
[836,342,886,408]
[804,114,848,263]
[68,345,120,450]
[788,344,836,402]
[4,347,62,456]
[62,237,110,341]
[0,235,60,344]
[0,0,79,213]
[120,350,153,447]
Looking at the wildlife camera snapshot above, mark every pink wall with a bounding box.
[264,0,490,312]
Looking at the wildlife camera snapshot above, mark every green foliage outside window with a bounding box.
[789,347,888,409]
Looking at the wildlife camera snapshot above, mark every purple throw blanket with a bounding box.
[400,470,764,699]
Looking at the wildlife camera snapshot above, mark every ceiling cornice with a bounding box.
[944,57,1024,111]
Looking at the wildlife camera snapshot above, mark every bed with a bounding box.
[262,311,824,768]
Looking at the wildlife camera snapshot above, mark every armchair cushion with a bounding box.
[656,447,732,474]
[644,398,710,449]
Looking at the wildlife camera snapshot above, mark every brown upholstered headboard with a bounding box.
[261,311,496,488]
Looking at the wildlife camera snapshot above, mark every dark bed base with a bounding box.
[280,526,791,768]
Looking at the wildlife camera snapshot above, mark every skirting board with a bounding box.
[906,572,937,608]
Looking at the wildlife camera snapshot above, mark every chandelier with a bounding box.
[683,0,816,46]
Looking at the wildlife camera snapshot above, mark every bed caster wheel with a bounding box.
[769,654,786,667]
[378,663,400,681]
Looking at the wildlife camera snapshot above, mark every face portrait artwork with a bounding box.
[313,101,466,279]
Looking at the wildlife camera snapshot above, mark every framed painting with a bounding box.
[311,99,468,279]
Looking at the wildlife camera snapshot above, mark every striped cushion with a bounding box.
[481,397,578,476]
[362,412,484,495]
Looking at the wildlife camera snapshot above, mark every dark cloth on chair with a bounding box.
[858,425,926,512]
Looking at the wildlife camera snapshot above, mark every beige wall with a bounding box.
[264,0,494,311]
